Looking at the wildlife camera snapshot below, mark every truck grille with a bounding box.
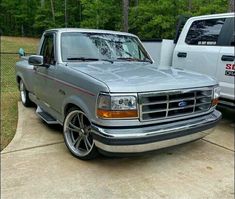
[139,88,213,121]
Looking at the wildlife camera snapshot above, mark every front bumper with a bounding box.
[91,110,221,153]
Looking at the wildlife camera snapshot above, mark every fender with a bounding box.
[16,72,28,90]
[16,60,35,93]
[62,95,95,122]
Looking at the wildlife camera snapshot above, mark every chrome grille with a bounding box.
[139,88,213,121]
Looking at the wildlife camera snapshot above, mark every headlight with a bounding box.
[212,86,221,106]
[97,94,138,119]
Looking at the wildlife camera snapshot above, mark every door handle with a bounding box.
[221,55,235,61]
[177,52,187,58]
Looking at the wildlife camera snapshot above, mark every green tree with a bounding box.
[129,0,178,39]
[80,0,122,30]
[129,0,229,39]
[0,0,230,38]
[1,0,38,36]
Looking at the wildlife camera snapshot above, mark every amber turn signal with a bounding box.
[212,98,219,106]
[97,109,138,119]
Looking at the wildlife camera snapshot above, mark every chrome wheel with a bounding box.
[64,110,95,158]
[20,80,26,104]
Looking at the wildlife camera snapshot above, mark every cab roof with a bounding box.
[189,12,234,21]
[45,28,137,37]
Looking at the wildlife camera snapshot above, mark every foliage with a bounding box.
[80,0,122,30]
[0,0,230,39]
[129,0,229,39]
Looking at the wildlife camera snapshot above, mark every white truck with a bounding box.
[143,13,234,108]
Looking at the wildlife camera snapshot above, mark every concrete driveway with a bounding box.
[1,103,234,199]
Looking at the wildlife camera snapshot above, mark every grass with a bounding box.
[1,36,39,150]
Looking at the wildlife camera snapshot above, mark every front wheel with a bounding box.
[63,108,98,160]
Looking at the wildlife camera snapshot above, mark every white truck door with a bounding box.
[215,17,235,105]
[173,16,227,77]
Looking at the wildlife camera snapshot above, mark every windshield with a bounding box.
[61,32,151,62]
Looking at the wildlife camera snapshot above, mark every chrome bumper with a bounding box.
[91,110,221,154]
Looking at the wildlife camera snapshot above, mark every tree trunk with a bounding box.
[188,0,192,11]
[228,0,234,12]
[41,0,45,8]
[122,0,129,32]
[134,0,138,6]
[50,0,55,23]
[134,0,138,16]
[21,24,24,37]
[96,0,99,29]
[65,0,67,27]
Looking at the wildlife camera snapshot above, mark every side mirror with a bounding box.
[28,55,45,66]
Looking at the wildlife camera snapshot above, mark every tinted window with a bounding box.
[230,32,235,46]
[185,18,226,45]
[229,18,234,46]
[40,34,55,65]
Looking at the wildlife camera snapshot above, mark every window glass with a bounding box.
[229,18,234,46]
[185,18,226,45]
[124,41,145,59]
[61,32,150,62]
[40,34,55,65]
[230,32,235,46]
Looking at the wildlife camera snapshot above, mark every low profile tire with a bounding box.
[63,108,98,160]
[19,80,33,107]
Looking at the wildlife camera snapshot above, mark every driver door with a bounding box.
[34,33,57,110]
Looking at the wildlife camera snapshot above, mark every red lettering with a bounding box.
[226,64,232,70]
[225,64,235,70]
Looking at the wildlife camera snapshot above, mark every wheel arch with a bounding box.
[16,74,28,90]
[62,95,92,121]
[64,103,83,116]
[16,75,22,89]
[16,75,21,83]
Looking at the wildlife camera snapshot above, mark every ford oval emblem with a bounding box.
[178,101,187,107]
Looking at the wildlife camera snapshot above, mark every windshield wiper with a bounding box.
[116,57,152,63]
[67,57,99,61]
[100,59,113,63]
[67,57,113,63]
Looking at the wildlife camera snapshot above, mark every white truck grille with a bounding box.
[139,88,213,121]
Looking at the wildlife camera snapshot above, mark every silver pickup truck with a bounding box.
[16,28,221,160]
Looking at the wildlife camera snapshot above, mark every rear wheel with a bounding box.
[19,80,33,107]
[63,108,98,160]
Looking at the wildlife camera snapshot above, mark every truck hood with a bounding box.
[69,62,217,93]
